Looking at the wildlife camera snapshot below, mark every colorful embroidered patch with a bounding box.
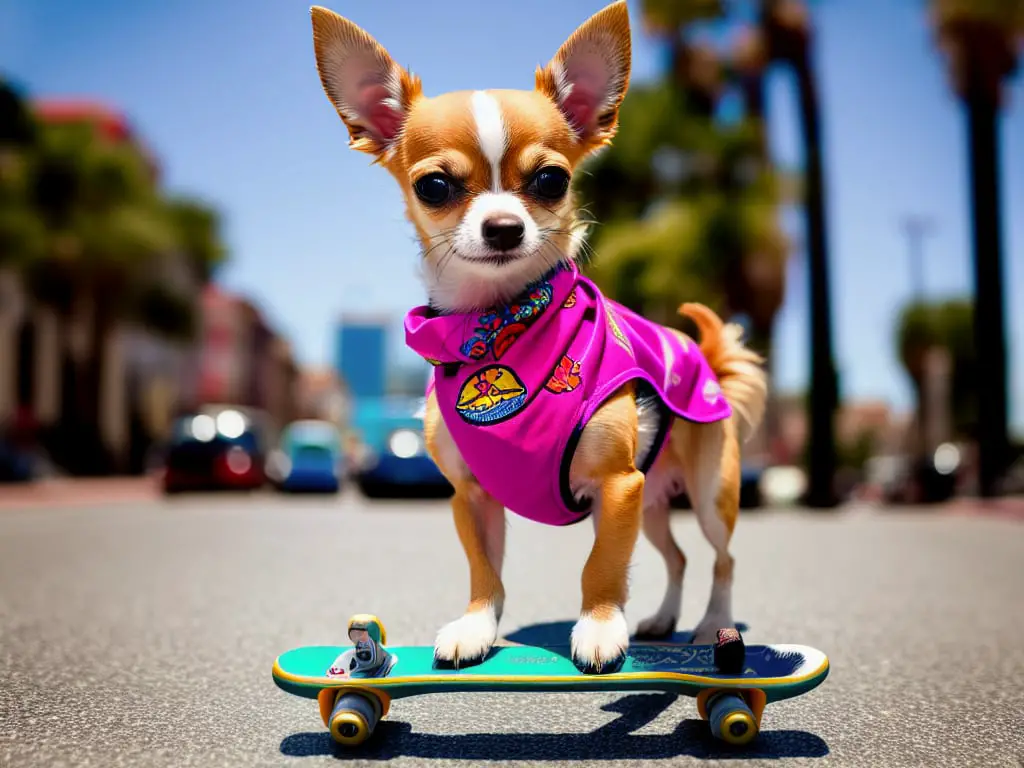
[606,307,632,354]
[545,355,582,394]
[455,365,528,425]
[562,289,577,308]
[460,279,554,361]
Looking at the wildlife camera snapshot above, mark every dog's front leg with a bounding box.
[423,393,505,668]
[569,387,644,674]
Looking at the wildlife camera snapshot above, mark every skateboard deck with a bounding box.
[272,614,829,748]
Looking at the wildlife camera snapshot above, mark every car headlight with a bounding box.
[388,429,422,459]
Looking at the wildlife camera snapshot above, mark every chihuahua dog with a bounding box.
[310,1,768,673]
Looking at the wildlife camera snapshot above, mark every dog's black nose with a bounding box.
[482,216,525,252]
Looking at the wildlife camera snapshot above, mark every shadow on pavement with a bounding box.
[504,620,750,647]
[279,693,829,761]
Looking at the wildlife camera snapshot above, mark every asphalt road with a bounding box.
[1,491,1022,768]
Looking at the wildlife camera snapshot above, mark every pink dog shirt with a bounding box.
[404,264,731,526]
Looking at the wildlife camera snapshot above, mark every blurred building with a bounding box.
[335,315,388,400]
[0,100,175,475]
[295,368,349,425]
[775,395,911,464]
[0,99,300,475]
[180,285,299,440]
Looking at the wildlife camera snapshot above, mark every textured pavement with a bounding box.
[1,492,1022,767]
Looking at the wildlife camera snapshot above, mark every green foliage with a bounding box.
[574,72,789,336]
[134,283,197,340]
[931,0,1024,31]
[896,297,977,437]
[0,79,36,147]
[165,196,228,281]
[641,0,726,34]
[0,81,228,339]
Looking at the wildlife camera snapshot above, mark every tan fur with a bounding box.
[678,302,768,444]
[310,1,768,667]
[569,384,644,621]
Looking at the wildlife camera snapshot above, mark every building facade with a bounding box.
[335,316,388,400]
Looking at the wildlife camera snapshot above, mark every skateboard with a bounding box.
[272,614,829,748]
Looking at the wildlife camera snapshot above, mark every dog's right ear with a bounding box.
[310,7,421,162]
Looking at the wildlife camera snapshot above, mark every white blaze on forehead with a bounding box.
[471,91,507,191]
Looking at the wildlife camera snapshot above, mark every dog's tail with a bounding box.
[678,302,768,444]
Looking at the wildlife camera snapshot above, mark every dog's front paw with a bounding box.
[571,608,629,674]
[433,609,497,669]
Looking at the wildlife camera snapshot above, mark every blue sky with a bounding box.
[2,0,1022,431]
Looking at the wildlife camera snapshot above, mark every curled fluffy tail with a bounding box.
[679,303,768,444]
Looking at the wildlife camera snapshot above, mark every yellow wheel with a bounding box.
[707,692,759,746]
[719,708,758,746]
[330,709,370,746]
[328,692,381,747]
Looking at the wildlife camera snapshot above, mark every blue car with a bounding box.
[272,420,344,493]
[348,396,452,498]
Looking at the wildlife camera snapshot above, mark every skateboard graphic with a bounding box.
[272,614,830,748]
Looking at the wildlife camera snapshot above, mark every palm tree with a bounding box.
[931,0,1024,497]
[751,0,840,507]
[25,118,178,472]
[897,298,976,444]
[0,80,45,270]
[20,112,227,473]
[575,1,791,469]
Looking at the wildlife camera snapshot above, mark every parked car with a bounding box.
[348,395,452,498]
[161,408,266,493]
[0,439,35,483]
[268,419,344,494]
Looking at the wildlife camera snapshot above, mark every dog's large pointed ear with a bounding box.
[310,7,421,161]
[536,1,632,153]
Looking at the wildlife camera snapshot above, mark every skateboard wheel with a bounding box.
[707,692,758,746]
[329,692,381,746]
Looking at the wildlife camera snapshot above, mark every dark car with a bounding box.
[348,396,452,498]
[162,409,266,493]
[0,439,35,483]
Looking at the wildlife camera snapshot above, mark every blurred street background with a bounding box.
[2,0,1024,765]
[2,0,1023,504]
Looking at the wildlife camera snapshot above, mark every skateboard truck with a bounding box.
[320,615,394,746]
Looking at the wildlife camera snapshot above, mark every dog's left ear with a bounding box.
[536,0,632,152]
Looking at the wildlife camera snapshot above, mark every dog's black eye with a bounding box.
[528,167,570,201]
[414,174,455,207]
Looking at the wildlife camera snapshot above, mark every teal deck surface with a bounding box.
[273,642,829,704]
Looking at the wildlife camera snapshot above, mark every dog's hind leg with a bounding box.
[674,416,741,646]
[635,497,686,639]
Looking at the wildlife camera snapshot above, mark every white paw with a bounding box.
[433,609,497,667]
[571,608,630,673]
[692,615,733,645]
[636,611,677,639]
